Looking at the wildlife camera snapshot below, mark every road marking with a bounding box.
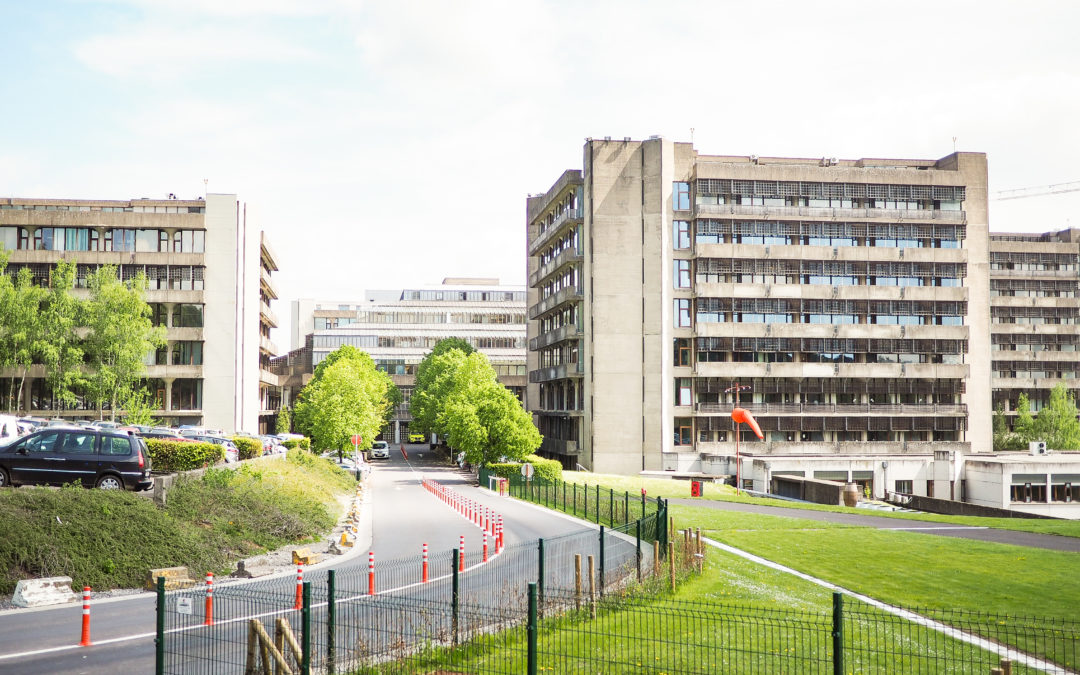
[881,526,988,531]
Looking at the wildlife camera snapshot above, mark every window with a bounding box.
[170,379,203,410]
[173,230,206,253]
[673,220,690,249]
[673,182,690,211]
[172,304,204,327]
[675,378,692,406]
[674,417,692,445]
[24,431,62,454]
[674,338,691,367]
[59,432,97,454]
[674,260,690,288]
[101,436,132,456]
[674,299,691,327]
[172,341,203,365]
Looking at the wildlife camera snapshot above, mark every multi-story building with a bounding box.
[279,279,527,442]
[526,137,991,497]
[989,228,1080,424]
[0,193,280,433]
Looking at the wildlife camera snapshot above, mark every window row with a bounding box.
[694,179,966,202]
[538,226,580,267]
[541,266,580,299]
[695,376,965,396]
[688,220,964,248]
[679,298,965,326]
[149,303,204,328]
[401,290,526,302]
[695,257,966,284]
[0,227,205,253]
[0,203,204,213]
[149,341,204,366]
[354,310,526,324]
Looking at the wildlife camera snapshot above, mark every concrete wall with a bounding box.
[202,194,243,433]
[771,475,845,506]
[887,493,1056,519]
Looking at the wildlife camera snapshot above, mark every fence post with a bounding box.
[155,577,165,675]
[624,491,629,525]
[327,569,336,675]
[527,582,538,675]
[452,548,460,645]
[562,482,566,512]
[609,487,613,525]
[583,483,587,520]
[595,484,600,523]
[658,499,669,555]
[598,525,606,596]
[574,554,582,611]
[302,582,312,675]
[537,538,545,616]
[635,519,642,581]
[832,591,844,675]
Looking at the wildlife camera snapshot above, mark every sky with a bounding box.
[2,0,1080,348]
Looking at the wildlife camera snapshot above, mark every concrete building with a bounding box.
[279,279,527,442]
[963,450,1080,518]
[989,228,1080,426]
[526,137,991,494]
[0,194,281,433]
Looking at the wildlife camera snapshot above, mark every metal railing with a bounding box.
[693,402,968,415]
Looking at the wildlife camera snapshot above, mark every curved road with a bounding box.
[0,445,592,674]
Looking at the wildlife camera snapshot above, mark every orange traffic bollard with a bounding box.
[483,531,488,562]
[204,572,214,626]
[294,564,304,610]
[368,551,376,595]
[79,586,92,646]
[422,543,429,583]
[459,535,465,572]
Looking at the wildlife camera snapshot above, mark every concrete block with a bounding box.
[231,560,274,579]
[147,566,194,590]
[12,577,77,607]
[291,548,321,565]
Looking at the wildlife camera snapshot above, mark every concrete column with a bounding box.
[163,377,174,412]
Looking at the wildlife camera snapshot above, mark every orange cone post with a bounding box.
[294,564,304,610]
[422,543,429,583]
[483,531,488,562]
[79,586,92,646]
[368,551,376,595]
[204,572,214,626]
[459,535,465,572]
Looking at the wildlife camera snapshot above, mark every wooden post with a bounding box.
[1000,658,1013,675]
[574,554,582,611]
[696,528,704,573]
[653,540,660,577]
[668,541,676,591]
[587,554,596,619]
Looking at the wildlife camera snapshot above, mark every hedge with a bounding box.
[485,454,563,483]
[283,437,312,451]
[232,436,262,460]
[145,439,224,473]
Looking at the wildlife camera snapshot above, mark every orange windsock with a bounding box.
[731,407,764,440]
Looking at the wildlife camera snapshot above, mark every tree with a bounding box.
[413,347,541,466]
[411,338,476,434]
[83,266,166,420]
[383,383,402,428]
[276,406,291,434]
[35,260,84,411]
[0,259,45,413]
[293,347,395,452]
[1033,384,1080,450]
[1014,393,1035,444]
[121,386,161,427]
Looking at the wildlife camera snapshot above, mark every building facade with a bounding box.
[0,194,280,433]
[280,279,527,442]
[526,138,991,490]
[989,228,1080,425]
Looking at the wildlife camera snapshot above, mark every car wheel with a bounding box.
[96,474,123,490]
[0,468,8,488]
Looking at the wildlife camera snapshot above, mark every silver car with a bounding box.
[370,441,390,459]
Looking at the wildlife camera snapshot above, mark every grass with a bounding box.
[560,470,1080,538]
[0,450,356,594]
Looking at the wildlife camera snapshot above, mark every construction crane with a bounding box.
[992,181,1080,201]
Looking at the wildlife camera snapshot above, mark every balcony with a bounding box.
[695,203,966,223]
[260,301,279,328]
[697,440,970,456]
[259,369,280,387]
[694,402,967,416]
[528,284,583,320]
[530,322,583,351]
[260,267,279,300]
[529,245,583,288]
[529,207,583,256]
[539,438,579,456]
[260,335,279,356]
[532,406,584,417]
[529,361,584,383]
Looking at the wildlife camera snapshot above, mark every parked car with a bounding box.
[0,428,152,490]
[0,415,20,446]
[140,430,196,442]
[370,441,390,459]
[408,432,426,443]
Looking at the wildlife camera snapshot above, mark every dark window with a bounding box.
[101,436,132,456]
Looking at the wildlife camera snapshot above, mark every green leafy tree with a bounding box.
[121,386,161,427]
[1014,393,1035,444]
[35,260,85,411]
[383,383,402,428]
[1033,384,1080,450]
[276,406,291,434]
[415,348,541,466]
[83,266,166,420]
[0,258,45,413]
[411,338,475,434]
[293,347,395,452]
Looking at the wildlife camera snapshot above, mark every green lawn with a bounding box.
[561,470,1080,538]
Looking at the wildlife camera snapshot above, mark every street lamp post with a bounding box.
[724,383,752,494]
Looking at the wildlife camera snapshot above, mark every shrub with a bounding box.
[145,439,224,472]
[232,436,262,460]
[485,454,563,483]
[283,437,312,451]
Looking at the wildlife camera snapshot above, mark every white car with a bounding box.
[370,441,390,459]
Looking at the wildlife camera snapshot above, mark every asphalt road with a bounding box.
[0,445,593,674]
[667,497,1080,553]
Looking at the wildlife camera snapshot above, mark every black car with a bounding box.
[0,428,153,491]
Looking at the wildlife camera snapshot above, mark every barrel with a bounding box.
[842,482,860,507]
